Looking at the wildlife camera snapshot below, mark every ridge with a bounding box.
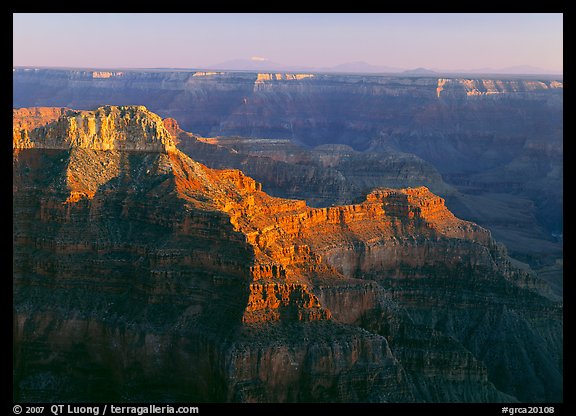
[13,105,176,153]
[13,105,562,403]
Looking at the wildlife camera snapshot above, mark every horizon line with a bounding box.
[12,65,564,78]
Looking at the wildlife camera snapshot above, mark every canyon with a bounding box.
[13,68,563,297]
[13,106,562,403]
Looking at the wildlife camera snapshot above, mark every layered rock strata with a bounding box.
[13,68,562,282]
[13,106,562,402]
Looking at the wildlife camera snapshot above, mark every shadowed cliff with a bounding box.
[13,106,562,403]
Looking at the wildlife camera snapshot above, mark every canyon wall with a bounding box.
[13,68,562,278]
[13,107,562,402]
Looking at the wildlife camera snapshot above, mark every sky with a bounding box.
[13,13,563,73]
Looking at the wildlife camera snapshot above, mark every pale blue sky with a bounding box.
[13,13,563,72]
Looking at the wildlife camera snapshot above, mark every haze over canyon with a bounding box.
[12,68,563,403]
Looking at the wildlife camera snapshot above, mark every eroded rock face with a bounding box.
[13,105,176,152]
[13,68,563,291]
[172,129,453,208]
[13,106,562,403]
[162,118,562,288]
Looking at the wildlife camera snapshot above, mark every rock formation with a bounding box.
[13,106,562,403]
[169,124,453,208]
[13,105,176,152]
[162,116,562,298]
[13,68,563,285]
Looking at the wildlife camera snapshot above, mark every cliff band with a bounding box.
[13,106,562,402]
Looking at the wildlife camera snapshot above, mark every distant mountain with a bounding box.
[207,59,403,74]
[321,61,403,74]
[401,67,438,75]
[496,65,563,75]
[209,58,291,72]
[204,59,560,76]
[441,65,562,75]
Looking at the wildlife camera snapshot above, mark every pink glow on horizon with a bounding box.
[13,13,563,74]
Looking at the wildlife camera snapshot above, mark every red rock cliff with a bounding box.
[13,106,561,403]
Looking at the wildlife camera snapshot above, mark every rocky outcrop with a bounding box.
[91,71,124,79]
[243,282,331,323]
[436,78,563,98]
[13,106,562,403]
[13,105,176,152]
[13,106,70,130]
